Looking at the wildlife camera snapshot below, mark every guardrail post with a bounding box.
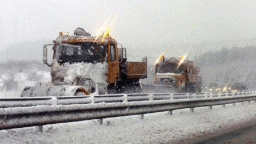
[232,92,234,97]
[190,108,194,112]
[98,119,103,125]
[186,93,189,99]
[91,95,95,104]
[205,92,207,98]
[51,96,58,105]
[35,125,43,132]
[192,93,196,99]
[210,93,213,98]
[226,92,228,97]
[242,91,244,96]
[168,110,173,115]
[169,94,173,100]
[95,84,99,95]
[209,105,212,110]
[223,104,225,107]
[123,94,128,103]
[218,92,221,97]
[149,93,153,102]
[140,114,144,119]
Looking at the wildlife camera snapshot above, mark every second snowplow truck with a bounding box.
[21,28,147,97]
[154,54,202,93]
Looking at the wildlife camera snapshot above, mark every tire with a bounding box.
[107,84,116,94]
[134,82,141,93]
[186,83,195,93]
[74,88,90,96]
[75,91,87,96]
[77,78,96,93]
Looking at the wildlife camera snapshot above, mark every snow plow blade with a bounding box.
[20,84,89,97]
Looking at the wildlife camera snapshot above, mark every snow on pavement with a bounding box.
[0,102,256,144]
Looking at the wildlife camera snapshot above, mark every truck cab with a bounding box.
[40,28,147,95]
[154,55,201,93]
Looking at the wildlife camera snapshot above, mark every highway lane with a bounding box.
[194,122,256,144]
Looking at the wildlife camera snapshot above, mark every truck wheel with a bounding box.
[116,81,125,94]
[75,91,87,96]
[134,83,141,93]
[74,88,90,96]
[107,84,116,94]
[186,83,194,93]
[77,78,95,93]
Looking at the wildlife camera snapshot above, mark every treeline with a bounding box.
[195,46,256,66]
[194,46,256,88]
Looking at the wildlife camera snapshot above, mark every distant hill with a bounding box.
[0,39,52,61]
[194,46,256,89]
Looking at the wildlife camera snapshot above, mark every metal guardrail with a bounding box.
[0,91,253,108]
[0,94,255,130]
[0,97,53,108]
[0,90,254,130]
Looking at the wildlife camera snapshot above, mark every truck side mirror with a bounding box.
[142,56,147,62]
[123,48,126,60]
[43,44,53,67]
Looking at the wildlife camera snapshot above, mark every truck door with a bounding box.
[107,42,119,84]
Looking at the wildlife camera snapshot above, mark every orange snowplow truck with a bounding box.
[21,28,147,97]
[154,55,202,93]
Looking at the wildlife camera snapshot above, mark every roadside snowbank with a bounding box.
[0,101,255,143]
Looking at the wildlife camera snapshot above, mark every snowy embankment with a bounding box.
[0,101,255,143]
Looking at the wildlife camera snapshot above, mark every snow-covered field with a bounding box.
[0,91,21,97]
[0,101,255,143]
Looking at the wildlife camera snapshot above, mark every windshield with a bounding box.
[156,63,184,73]
[55,42,107,63]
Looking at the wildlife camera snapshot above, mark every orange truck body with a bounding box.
[154,56,202,93]
[21,28,147,97]
[127,62,147,79]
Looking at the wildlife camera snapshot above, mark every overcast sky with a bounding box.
[1,0,256,60]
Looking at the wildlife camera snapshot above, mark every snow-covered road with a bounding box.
[0,101,255,144]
